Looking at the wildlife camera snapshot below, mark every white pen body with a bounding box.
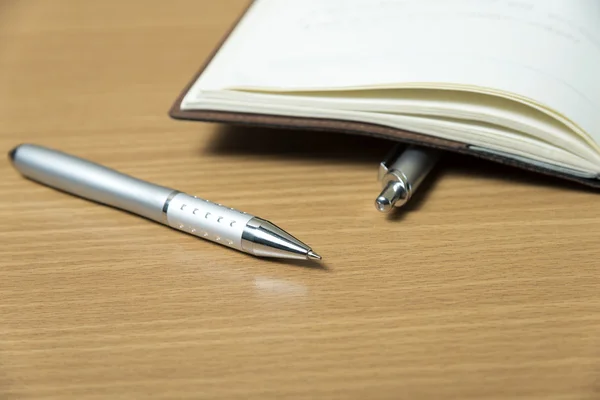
[10,144,254,253]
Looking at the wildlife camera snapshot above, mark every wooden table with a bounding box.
[1,1,599,398]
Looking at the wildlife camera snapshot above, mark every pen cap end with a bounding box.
[375,181,408,213]
[8,145,19,163]
[375,196,393,213]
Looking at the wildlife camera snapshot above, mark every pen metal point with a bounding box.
[307,251,322,260]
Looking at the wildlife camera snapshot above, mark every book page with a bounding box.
[188,0,600,144]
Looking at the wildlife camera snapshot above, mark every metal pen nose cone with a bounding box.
[375,181,407,212]
[307,250,322,260]
[375,196,393,212]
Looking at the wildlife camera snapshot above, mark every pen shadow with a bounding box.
[261,256,331,271]
[205,124,598,196]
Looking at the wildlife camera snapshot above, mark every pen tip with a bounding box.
[307,251,322,261]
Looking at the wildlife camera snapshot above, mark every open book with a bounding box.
[170,0,600,187]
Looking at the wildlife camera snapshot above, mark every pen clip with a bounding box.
[378,143,403,181]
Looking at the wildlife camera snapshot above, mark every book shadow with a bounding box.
[205,124,390,165]
[204,125,598,206]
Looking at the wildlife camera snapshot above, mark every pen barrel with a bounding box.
[10,144,175,223]
[390,146,440,193]
[164,193,254,252]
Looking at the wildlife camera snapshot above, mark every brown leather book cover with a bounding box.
[169,2,600,189]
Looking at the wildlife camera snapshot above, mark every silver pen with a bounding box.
[9,144,321,261]
[375,144,440,212]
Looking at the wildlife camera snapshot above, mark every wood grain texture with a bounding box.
[1,1,600,399]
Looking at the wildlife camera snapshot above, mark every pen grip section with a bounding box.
[165,193,254,251]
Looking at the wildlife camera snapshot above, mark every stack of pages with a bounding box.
[170,0,600,187]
